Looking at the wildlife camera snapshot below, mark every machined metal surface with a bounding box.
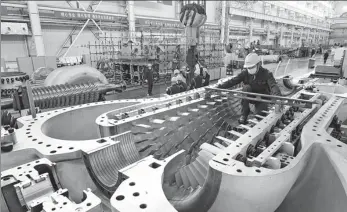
[2,74,347,212]
[1,158,102,212]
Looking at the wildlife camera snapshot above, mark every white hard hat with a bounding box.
[244,53,260,68]
[174,69,180,75]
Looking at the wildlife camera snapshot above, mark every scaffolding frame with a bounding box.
[87,26,223,87]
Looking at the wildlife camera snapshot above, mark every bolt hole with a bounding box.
[140,204,147,209]
[32,139,37,141]
[2,177,10,181]
[63,202,67,205]
[97,139,107,143]
[223,158,229,162]
[69,147,74,150]
[133,192,140,197]
[52,208,56,211]
[236,169,242,173]
[226,153,230,155]
[38,142,43,144]
[46,144,51,147]
[337,145,342,147]
[50,150,56,154]
[116,195,125,201]
[17,167,21,170]
[58,146,62,149]
[255,169,261,173]
[129,182,135,186]
[326,139,331,142]
[87,203,91,206]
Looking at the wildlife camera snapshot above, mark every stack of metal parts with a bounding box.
[13,82,125,110]
[1,72,29,97]
[0,158,102,212]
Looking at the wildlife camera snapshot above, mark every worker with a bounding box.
[190,66,203,89]
[202,67,210,86]
[311,48,316,57]
[172,69,187,90]
[217,53,282,124]
[323,50,329,64]
[144,63,154,96]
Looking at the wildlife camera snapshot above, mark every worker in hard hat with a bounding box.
[217,53,282,124]
[144,63,154,96]
[202,67,210,86]
[190,65,203,89]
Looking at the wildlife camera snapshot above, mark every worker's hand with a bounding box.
[274,101,284,113]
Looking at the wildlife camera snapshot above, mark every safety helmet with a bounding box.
[148,63,152,67]
[244,53,260,68]
[174,69,180,75]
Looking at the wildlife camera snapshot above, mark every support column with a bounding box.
[279,24,284,47]
[307,28,310,44]
[126,1,136,42]
[290,26,294,46]
[220,1,227,44]
[299,27,303,45]
[27,1,45,56]
[248,18,253,45]
[266,22,270,44]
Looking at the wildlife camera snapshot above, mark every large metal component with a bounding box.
[2,74,347,212]
[11,82,125,111]
[1,158,102,212]
[111,91,347,212]
[44,65,108,86]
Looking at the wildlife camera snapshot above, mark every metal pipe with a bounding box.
[27,1,45,56]
[62,19,91,58]
[126,0,135,42]
[77,0,104,35]
[283,59,291,76]
[274,61,282,77]
[220,1,226,44]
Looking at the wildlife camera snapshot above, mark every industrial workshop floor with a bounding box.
[106,55,329,101]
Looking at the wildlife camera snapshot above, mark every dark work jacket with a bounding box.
[144,68,153,83]
[203,72,210,86]
[217,66,282,96]
[190,75,203,89]
[324,52,329,59]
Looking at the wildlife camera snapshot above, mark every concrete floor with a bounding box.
[106,56,327,100]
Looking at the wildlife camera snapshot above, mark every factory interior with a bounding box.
[1,1,347,212]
